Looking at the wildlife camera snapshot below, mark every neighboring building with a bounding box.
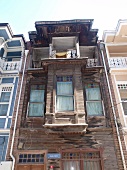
[101,19,127,169]
[0,23,26,170]
[8,19,124,170]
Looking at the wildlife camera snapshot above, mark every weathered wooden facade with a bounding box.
[7,19,125,170]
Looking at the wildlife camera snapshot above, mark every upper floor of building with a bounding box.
[27,19,102,69]
[102,19,127,71]
[0,23,26,74]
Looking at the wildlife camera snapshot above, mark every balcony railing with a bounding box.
[0,58,21,72]
[109,57,127,68]
[86,59,98,67]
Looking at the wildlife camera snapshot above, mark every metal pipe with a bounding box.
[10,50,29,170]
[100,44,126,170]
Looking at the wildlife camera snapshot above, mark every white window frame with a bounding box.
[0,83,13,129]
[117,81,127,117]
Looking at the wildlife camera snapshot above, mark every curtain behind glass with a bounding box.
[63,161,80,170]
[29,89,45,116]
[84,161,101,170]
[86,88,101,100]
[86,102,103,116]
[57,82,73,95]
[30,90,44,102]
[57,82,73,111]
[57,96,73,111]
[29,103,44,116]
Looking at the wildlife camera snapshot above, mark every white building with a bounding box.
[0,23,26,170]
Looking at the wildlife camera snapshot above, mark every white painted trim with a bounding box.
[114,76,127,127]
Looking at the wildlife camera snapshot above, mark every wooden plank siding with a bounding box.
[6,48,123,170]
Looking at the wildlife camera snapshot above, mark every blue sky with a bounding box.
[0,0,127,41]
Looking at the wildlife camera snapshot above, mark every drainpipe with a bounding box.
[10,50,29,170]
[100,43,126,170]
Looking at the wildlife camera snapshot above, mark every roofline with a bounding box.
[0,23,13,37]
[35,19,94,26]
[102,19,127,42]
[13,34,26,43]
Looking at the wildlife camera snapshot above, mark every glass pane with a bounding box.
[30,90,44,102]
[0,119,6,128]
[119,89,127,99]
[86,101,103,116]
[7,118,12,128]
[0,104,8,116]
[2,78,14,83]
[0,92,11,102]
[84,161,101,170]
[122,102,127,115]
[57,96,74,111]
[57,82,73,95]
[29,103,44,117]
[63,161,80,170]
[86,88,101,100]
[0,135,9,161]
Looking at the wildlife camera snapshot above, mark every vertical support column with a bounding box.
[49,44,52,58]
[74,65,86,123]
[76,40,80,58]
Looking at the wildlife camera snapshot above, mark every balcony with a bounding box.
[43,112,88,134]
[0,58,21,73]
[109,57,127,68]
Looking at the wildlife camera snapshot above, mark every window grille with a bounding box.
[62,151,102,170]
[19,154,44,164]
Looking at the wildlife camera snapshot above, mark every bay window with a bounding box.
[85,83,103,116]
[56,76,74,111]
[28,85,45,117]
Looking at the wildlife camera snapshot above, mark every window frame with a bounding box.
[55,75,74,112]
[0,133,9,161]
[61,149,103,170]
[27,84,46,117]
[17,150,47,165]
[117,82,127,116]
[84,83,104,116]
[0,84,13,129]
